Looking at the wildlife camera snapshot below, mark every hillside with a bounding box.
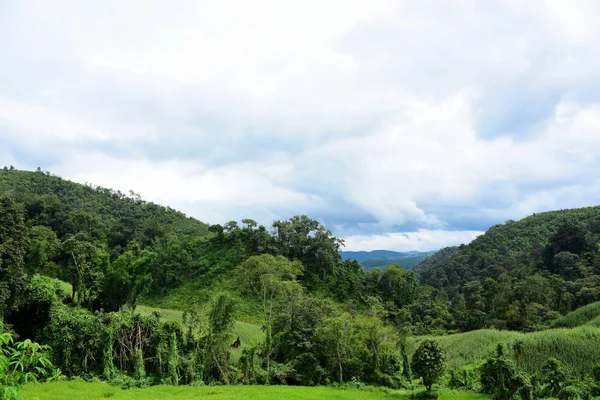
[406,326,600,377]
[417,206,600,289]
[411,205,600,332]
[339,250,435,270]
[0,168,209,241]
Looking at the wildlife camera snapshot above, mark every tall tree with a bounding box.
[237,254,303,383]
[0,196,27,317]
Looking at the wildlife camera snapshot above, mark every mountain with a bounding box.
[339,250,436,270]
[340,250,421,261]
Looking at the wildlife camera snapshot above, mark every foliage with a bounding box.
[479,345,530,400]
[541,357,568,396]
[0,196,28,318]
[1,322,53,400]
[411,339,445,391]
[19,380,411,400]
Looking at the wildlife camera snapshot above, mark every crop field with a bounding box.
[549,301,600,328]
[407,326,600,376]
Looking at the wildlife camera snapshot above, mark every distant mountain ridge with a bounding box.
[339,250,436,270]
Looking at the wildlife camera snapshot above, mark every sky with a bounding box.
[2,1,600,252]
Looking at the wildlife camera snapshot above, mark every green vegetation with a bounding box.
[19,381,407,400]
[407,326,600,377]
[1,322,54,399]
[549,300,600,328]
[3,169,600,399]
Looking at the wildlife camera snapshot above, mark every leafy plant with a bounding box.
[1,323,53,400]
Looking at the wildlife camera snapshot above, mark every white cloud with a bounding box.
[51,153,320,224]
[2,1,600,251]
[343,230,484,252]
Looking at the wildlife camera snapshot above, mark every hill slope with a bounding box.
[407,326,600,377]
[0,169,209,242]
[417,205,600,289]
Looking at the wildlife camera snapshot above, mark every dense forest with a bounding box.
[2,168,600,399]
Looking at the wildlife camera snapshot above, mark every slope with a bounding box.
[416,205,600,289]
[406,325,600,377]
[0,168,209,242]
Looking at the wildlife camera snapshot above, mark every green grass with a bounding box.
[407,326,600,376]
[140,278,263,324]
[20,381,407,400]
[136,305,264,362]
[549,301,600,328]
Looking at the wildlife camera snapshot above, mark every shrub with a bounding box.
[1,322,53,399]
[480,347,531,400]
[542,357,569,396]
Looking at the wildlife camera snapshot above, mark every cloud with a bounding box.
[1,1,600,251]
[343,230,484,252]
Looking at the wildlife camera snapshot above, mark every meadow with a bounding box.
[19,381,494,400]
[19,381,406,400]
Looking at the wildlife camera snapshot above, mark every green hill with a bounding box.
[417,206,600,289]
[0,168,209,242]
[412,205,600,331]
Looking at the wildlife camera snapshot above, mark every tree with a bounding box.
[480,344,531,400]
[61,233,103,306]
[271,215,343,287]
[378,265,417,308]
[315,312,354,382]
[103,242,157,310]
[26,226,61,277]
[0,196,28,317]
[237,254,303,383]
[411,339,445,391]
[203,293,237,383]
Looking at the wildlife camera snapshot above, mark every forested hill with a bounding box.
[417,206,600,289]
[0,168,209,242]
[414,205,600,330]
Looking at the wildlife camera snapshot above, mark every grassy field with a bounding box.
[20,381,492,400]
[407,326,600,376]
[20,381,407,400]
[550,301,600,328]
[136,305,264,362]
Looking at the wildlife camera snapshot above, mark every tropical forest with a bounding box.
[2,168,600,400]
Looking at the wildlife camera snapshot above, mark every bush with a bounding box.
[411,389,440,400]
[1,322,54,399]
[480,347,531,400]
[557,384,591,400]
[448,367,476,390]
